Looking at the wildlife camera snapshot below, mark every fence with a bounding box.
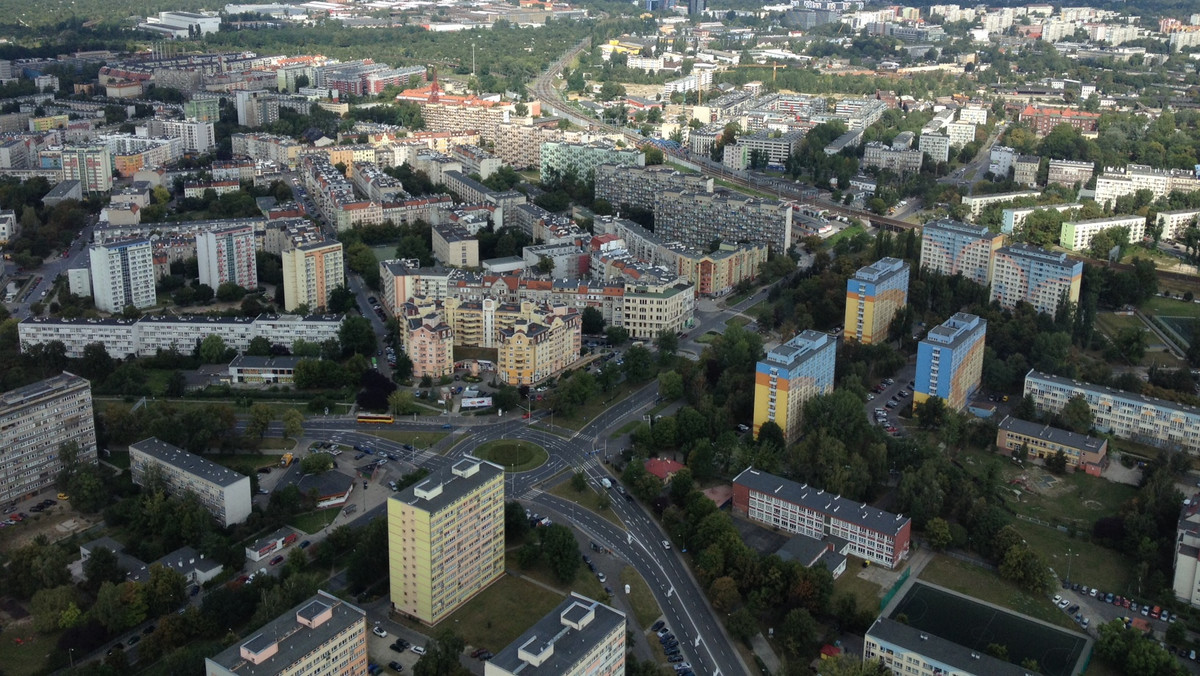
[879,565,911,611]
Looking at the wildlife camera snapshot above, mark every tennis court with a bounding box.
[890,583,1088,676]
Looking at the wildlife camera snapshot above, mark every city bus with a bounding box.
[356,413,394,424]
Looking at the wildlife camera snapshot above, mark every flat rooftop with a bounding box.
[130,437,247,488]
[391,456,503,514]
[488,593,625,674]
[734,467,909,536]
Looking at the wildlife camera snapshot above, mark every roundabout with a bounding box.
[473,439,549,472]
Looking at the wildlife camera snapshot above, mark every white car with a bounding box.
[662,540,671,550]
[674,664,692,672]
[411,645,427,655]
[373,626,388,638]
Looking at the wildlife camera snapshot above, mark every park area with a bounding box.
[891,582,1088,676]
[473,440,548,472]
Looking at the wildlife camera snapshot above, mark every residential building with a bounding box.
[197,224,257,291]
[539,141,645,184]
[914,313,986,413]
[1000,203,1080,235]
[733,467,912,568]
[752,330,837,442]
[0,373,96,504]
[959,105,988,125]
[1047,159,1094,187]
[594,163,714,213]
[1094,164,1200,209]
[824,127,865,156]
[56,144,112,192]
[498,307,583,386]
[184,97,220,123]
[281,238,344,312]
[432,222,480,268]
[655,190,792,252]
[990,244,1082,316]
[861,142,923,173]
[1157,208,1200,241]
[205,591,368,676]
[844,257,909,344]
[231,133,303,169]
[1013,155,1041,187]
[1174,496,1200,607]
[1059,214,1145,251]
[945,121,977,148]
[995,415,1107,471]
[919,220,1003,286]
[864,618,1033,676]
[451,145,502,181]
[234,90,279,129]
[228,355,302,385]
[388,457,505,625]
[129,437,252,527]
[1024,369,1200,453]
[1018,105,1101,136]
[918,133,950,163]
[18,313,342,359]
[404,312,455,379]
[158,118,215,153]
[0,209,16,244]
[89,238,155,313]
[989,145,1016,177]
[724,130,805,168]
[485,594,626,676]
[960,190,1040,220]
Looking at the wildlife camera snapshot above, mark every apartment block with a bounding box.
[539,141,645,184]
[234,90,279,129]
[1059,214,1145,251]
[918,133,950,163]
[159,118,216,153]
[54,144,113,192]
[388,457,505,625]
[231,133,303,169]
[498,307,583,386]
[1157,208,1200,241]
[432,222,480,268]
[960,190,1039,220]
[725,129,804,168]
[752,330,836,442]
[205,591,367,676]
[1047,159,1094,187]
[282,238,344,312]
[129,437,252,527]
[995,415,1107,470]
[945,121,977,148]
[197,224,257,291]
[989,145,1016,177]
[0,373,96,504]
[1018,105,1100,136]
[734,467,912,568]
[862,142,923,173]
[844,257,910,344]
[1024,369,1200,453]
[990,244,1082,316]
[451,144,502,180]
[18,313,342,359]
[404,312,455,379]
[655,190,792,252]
[89,238,155,313]
[1094,164,1200,209]
[1013,154,1041,187]
[864,618,1032,676]
[184,97,220,123]
[0,209,16,245]
[1000,203,1080,235]
[919,219,1003,286]
[593,163,714,212]
[485,594,626,676]
[914,313,986,413]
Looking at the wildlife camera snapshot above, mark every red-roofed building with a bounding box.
[644,458,685,481]
[1018,105,1100,136]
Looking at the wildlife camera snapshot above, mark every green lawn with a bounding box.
[548,480,625,528]
[1094,312,1144,340]
[474,440,549,472]
[919,555,1078,630]
[826,223,866,247]
[371,244,399,264]
[209,453,279,476]
[834,568,885,612]
[620,566,663,628]
[288,508,340,534]
[425,575,564,652]
[609,420,640,439]
[107,450,130,470]
[505,550,608,601]
[1144,295,1200,319]
[364,429,448,448]
[553,381,643,431]
[1007,469,1138,528]
[725,316,751,329]
[1014,522,1131,593]
[0,626,61,676]
[694,331,720,344]
[259,437,298,450]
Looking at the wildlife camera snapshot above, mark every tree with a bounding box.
[282,408,305,439]
[165,370,187,397]
[247,336,272,356]
[623,345,654,383]
[199,334,228,363]
[1059,394,1093,434]
[412,628,468,676]
[328,285,357,313]
[388,389,420,416]
[143,564,187,617]
[927,517,952,551]
[571,471,587,492]
[246,403,274,439]
[540,524,581,584]
[83,547,124,595]
[657,370,683,401]
[654,329,678,364]
[709,576,740,612]
[668,468,693,505]
[757,421,785,449]
[30,585,80,633]
[78,342,115,382]
[339,316,377,357]
[505,501,529,542]
[1113,326,1148,363]
[300,452,334,475]
[216,282,247,302]
[915,397,947,429]
[1046,449,1069,474]
[780,607,819,657]
[605,326,629,346]
[493,385,520,413]
[581,306,605,335]
[92,581,146,633]
[536,256,554,275]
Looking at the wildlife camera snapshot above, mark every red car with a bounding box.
[269,555,284,566]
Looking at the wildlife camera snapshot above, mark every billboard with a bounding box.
[461,397,493,409]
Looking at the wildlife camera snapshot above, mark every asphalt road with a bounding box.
[2,219,93,318]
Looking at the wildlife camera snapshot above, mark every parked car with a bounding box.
[269,555,284,566]
[411,645,427,655]
[651,620,665,633]
[373,625,388,638]
[388,661,404,672]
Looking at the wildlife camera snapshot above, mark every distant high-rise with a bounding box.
[234,90,279,128]
[197,224,257,291]
[89,238,155,313]
[281,238,343,312]
[687,0,706,14]
[0,373,96,504]
[844,257,909,344]
[914,313,986,413]
[919,219,1003,286]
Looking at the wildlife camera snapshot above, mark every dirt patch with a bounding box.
[0,599,29,621]
[0,511,100,554]
[1081,499,1104,510]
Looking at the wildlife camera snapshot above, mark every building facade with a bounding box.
[1018,105,1101,136]
[1059,214,1145,251]
[129,437,252,527]
[89,238,156,313]
[995,414,1107,470]
[990,244,1082,316]
[844,257,910,344]
[539,141,645,184]
[1024,369,1200,453]
[281,239,344,312]
[752,330,836,442]
[914,313,986,413]
[388,458,505,625]
[498,309,583,386]
[864,618,1034,676]
[485,594,626,676]
[0,373,96,504]
[655,190,792,253]
[205,591,368,676]
[1047,159,1094,187]
[919,220,1003,286]
[197,224,258,291]
[733,467,912,568]
[1173,498,1200,608]
[405,314,455,379]
[1157,208,1200,241]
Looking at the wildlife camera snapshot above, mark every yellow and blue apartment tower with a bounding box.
[844,257,910,344]
[753,330,836,443]
[913,313,986,413]
[388,457,505,625]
